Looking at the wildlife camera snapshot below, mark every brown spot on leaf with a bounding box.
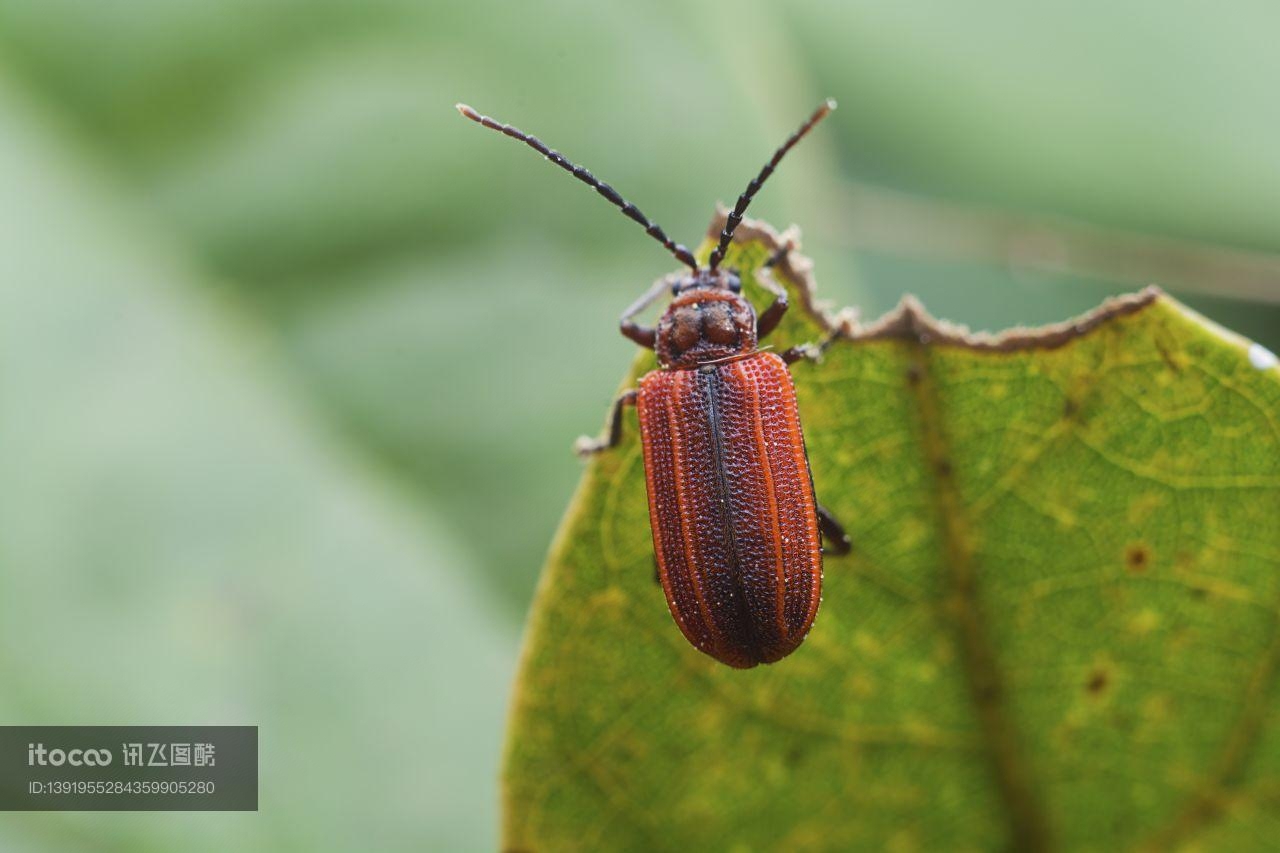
[1086,669,1109,695]
[1125,544,1150,573]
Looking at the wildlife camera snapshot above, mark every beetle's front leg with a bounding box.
[755,240,796,341]
[574,389,639,457]
[620,276,675,348]
[756,292,790,342]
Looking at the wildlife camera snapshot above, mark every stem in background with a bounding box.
[821,182,1280,305]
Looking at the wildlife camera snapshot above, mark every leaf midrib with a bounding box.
[901,326,1054,852]
[896,300,1280,852]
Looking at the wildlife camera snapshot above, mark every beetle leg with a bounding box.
[620,275,676,348]
[754,239,798,341]
[780,343,818,365]
[621,321,656,348]
[763,240,794,270]
[781,326,847,365]
[574,389,639,456]
[755,274,789,341]
[756,292,789,341]
[817,503,852,555]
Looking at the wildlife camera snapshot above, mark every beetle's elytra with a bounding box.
[458,99,849,667]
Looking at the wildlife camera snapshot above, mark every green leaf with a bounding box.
[503,215,1280,851]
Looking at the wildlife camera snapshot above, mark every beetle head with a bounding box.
[655,268,757,369]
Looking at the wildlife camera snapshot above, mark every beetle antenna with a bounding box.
[708,99,836,272]
[456,104,699,271]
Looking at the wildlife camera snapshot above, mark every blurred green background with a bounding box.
[0,1,1277,850]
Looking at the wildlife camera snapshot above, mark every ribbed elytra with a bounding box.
[458,99,849,667]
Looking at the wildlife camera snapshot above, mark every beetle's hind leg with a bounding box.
[574,389,638,457]
[817,503,852,555]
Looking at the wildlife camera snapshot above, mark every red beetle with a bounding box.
[458,101,849,667]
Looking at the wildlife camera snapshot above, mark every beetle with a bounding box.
[457,100,850,668]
